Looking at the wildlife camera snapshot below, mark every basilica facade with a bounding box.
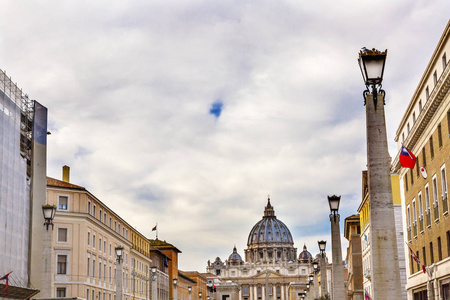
[206,198,314,300]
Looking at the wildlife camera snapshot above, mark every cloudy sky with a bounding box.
[1,1,449,271]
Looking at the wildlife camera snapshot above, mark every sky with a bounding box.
[1,1,449,271]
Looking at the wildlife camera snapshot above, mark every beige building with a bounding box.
[393,19,450,300]
[46,166,152,300]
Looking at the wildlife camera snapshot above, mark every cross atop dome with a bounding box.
[264,196,276,218]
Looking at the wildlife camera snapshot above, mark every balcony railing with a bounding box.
[407,227,412,241]
[426,210,431,227]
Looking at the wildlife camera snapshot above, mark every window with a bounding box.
[418,192,424,222]
[422,147,427,167]
[109,217,112,227]
[115,221,117,231]
[430,242,434,263]
[58,196,68,210]
[88,201,91,214]
[434,70,438,86]
[447,231,450,257]
[126,229,128,239]
[407,204,411,241]
[88,232,91,246]
[110,244,112,256]
[412,200,417,223]
[93,205,96,218]
[425,184,431,211]
[422,246,427,266]
[433,175,439,220]
[104,213,107,224]
[407,122,410,134]
[118,224,121,233]
[438,124,443,148]
[448,110,450,138]
[56,287,66,297]
[405,173,409,192]
[99,238,102,252]
[410,169,414,185]
[87,257,90,276]
[104,240,106,253]
[87,289,89,300]
[93,234,96,249]
[442,165,448,214]
[416,157,420,177]
[57,228,68,243]
[438,237,442,261]
[99,209,102,222]
[99,260,102,279]
[443,52,447,69]
[430,135,435,159]
[57,255,67,274]
[413,112,416,124]
[402,133,405,143]
[93,258,96,277]
[426,86,430,100]
[109,266,112,283]
[419,100,423,112]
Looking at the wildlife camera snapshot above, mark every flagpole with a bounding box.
[156,222,158,240]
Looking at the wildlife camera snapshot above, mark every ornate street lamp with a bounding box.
[309,274,314,283]
[328,195,345,300]
[317,240,327,297]
[151,266,158,300]
[312,261,319,271]
[42,204,56,230]
[188,286,192,300]
[358,47,401,299]
[358,48,387,106]
[115,246,124,300]
[173,278,178,300]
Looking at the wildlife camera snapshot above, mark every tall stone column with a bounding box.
[116,262,123,300]
[152,274,158,300]
[365,93,402,299]
[41,227,54,298]
[320,256,327,297]
[313,273,318,300]
[330,214,345,300]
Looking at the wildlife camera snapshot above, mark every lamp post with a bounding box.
[115,246,124,300]
[318,241,327,298]
[151,266,158,300]
[358,48,401,299]
[328,195,345,300]
[173,278,178,300]
[41,205,56,298]
[312,261,319,300]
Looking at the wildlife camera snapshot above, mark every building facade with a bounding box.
[393,20,450,300]
[46,166,155,300]
[206,198,313,300]
[0,68,46,298]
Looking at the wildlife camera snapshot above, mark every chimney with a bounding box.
[62,165,70,183]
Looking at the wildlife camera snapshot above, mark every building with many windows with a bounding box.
[344,214,363,300]
[206,198,313,300]
[46,166,152,299]
[393,19,450,300]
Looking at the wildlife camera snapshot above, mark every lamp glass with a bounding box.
[359,51,386,86]
[188,286,192,292]
[306,284,310,289]
[318,240,326,252]
[151,266,157,274]
[312,261,318,270]
[115,246,124,258]
[309,275,314,282]
[173,278,177,285]
[328,196,340,212]
[199,292,202,297]
[42,205,56,220]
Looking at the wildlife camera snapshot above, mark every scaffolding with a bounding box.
[0,69,34,179]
